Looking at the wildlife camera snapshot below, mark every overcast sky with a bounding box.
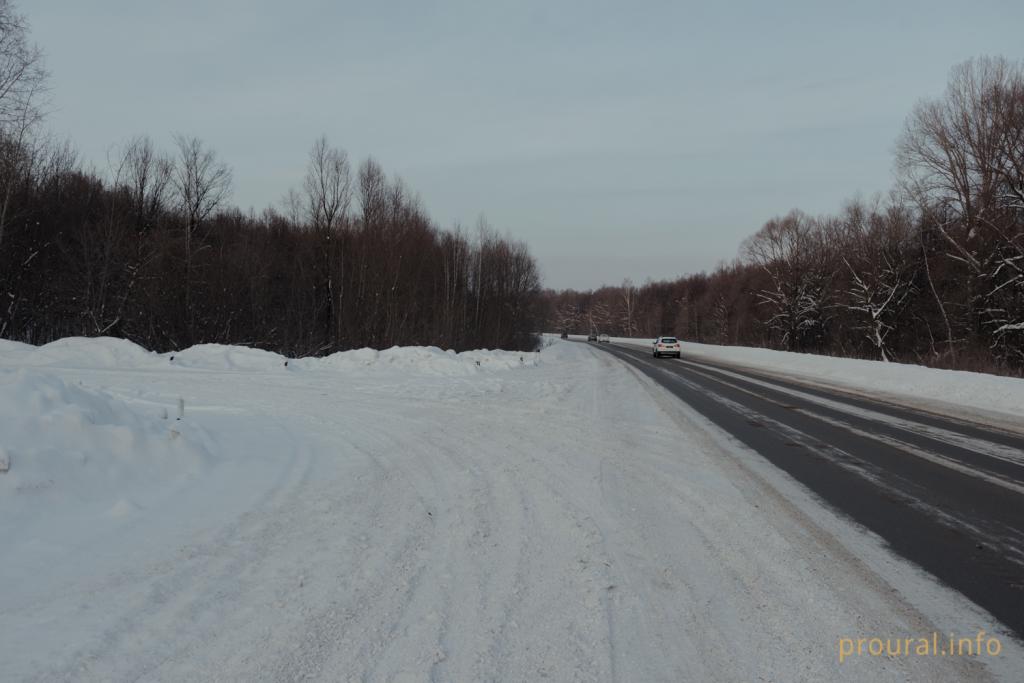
[28,0,1024,290]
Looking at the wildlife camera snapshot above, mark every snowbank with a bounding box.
[297,345,535,376]
[0,337,536,376]
[168,342,299,371]
[0,337,536,523]
[0,368,214,529]
[15,336,162,369]
[603,335,1024,422]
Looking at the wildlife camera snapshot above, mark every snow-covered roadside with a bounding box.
[595,335,1024,426]
[1,337,1021,680]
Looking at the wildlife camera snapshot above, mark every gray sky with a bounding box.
[29,0,1024,290]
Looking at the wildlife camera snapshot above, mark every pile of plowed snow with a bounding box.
[0,337,537,375]
[0,368,215,529]
[0,337,535,526]
[296,345,535,375]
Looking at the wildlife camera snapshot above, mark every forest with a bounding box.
[0,2,543,355]
[2,0,1022,372]
[545,56,1024,374]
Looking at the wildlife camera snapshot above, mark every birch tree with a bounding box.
[619,279,638,336]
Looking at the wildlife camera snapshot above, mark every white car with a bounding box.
[598,334,610,343]
[652,336,681,358]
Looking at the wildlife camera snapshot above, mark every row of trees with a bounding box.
[0,1,542,354]
[545,56,1024,373]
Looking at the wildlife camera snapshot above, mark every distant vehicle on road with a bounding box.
[560,331,569,339]
[652,336,681,358]
[598,334,610,343]
[587,333,598,341]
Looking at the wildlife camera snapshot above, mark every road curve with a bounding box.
[587,340,1024,641]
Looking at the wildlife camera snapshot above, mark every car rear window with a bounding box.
[661,337,678,344]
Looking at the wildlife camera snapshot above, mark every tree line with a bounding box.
[0,1,542,355]
[545,56,1024,374]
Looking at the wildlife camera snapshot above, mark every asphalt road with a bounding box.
[587,340,1024,641]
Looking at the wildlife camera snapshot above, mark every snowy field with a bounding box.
[601,335,1024,426]
[1,337,1022,681]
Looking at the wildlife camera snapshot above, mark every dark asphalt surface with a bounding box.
[587,340,1024,641]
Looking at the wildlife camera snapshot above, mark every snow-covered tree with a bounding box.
[743,210,836,351]
[837,199,918,361]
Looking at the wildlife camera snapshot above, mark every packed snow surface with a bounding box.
[1,336,1021,681]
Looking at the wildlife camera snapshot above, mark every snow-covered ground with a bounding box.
[600,335,1024,426]
[1,337,1021,681]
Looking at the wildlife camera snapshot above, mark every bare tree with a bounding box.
[113,135,172,231]
[896,58,1008,270]
[989,62,1024,212]
[0,0,47,249]
[303,135,352,233]
[280,187,304,227]
[357,157,387,231]
[897,57,1024,362]
[301,136,352,346]
[171,134,232,337]
[74,136,171,337]
[0,0,46,126]
[173,134,232,242]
